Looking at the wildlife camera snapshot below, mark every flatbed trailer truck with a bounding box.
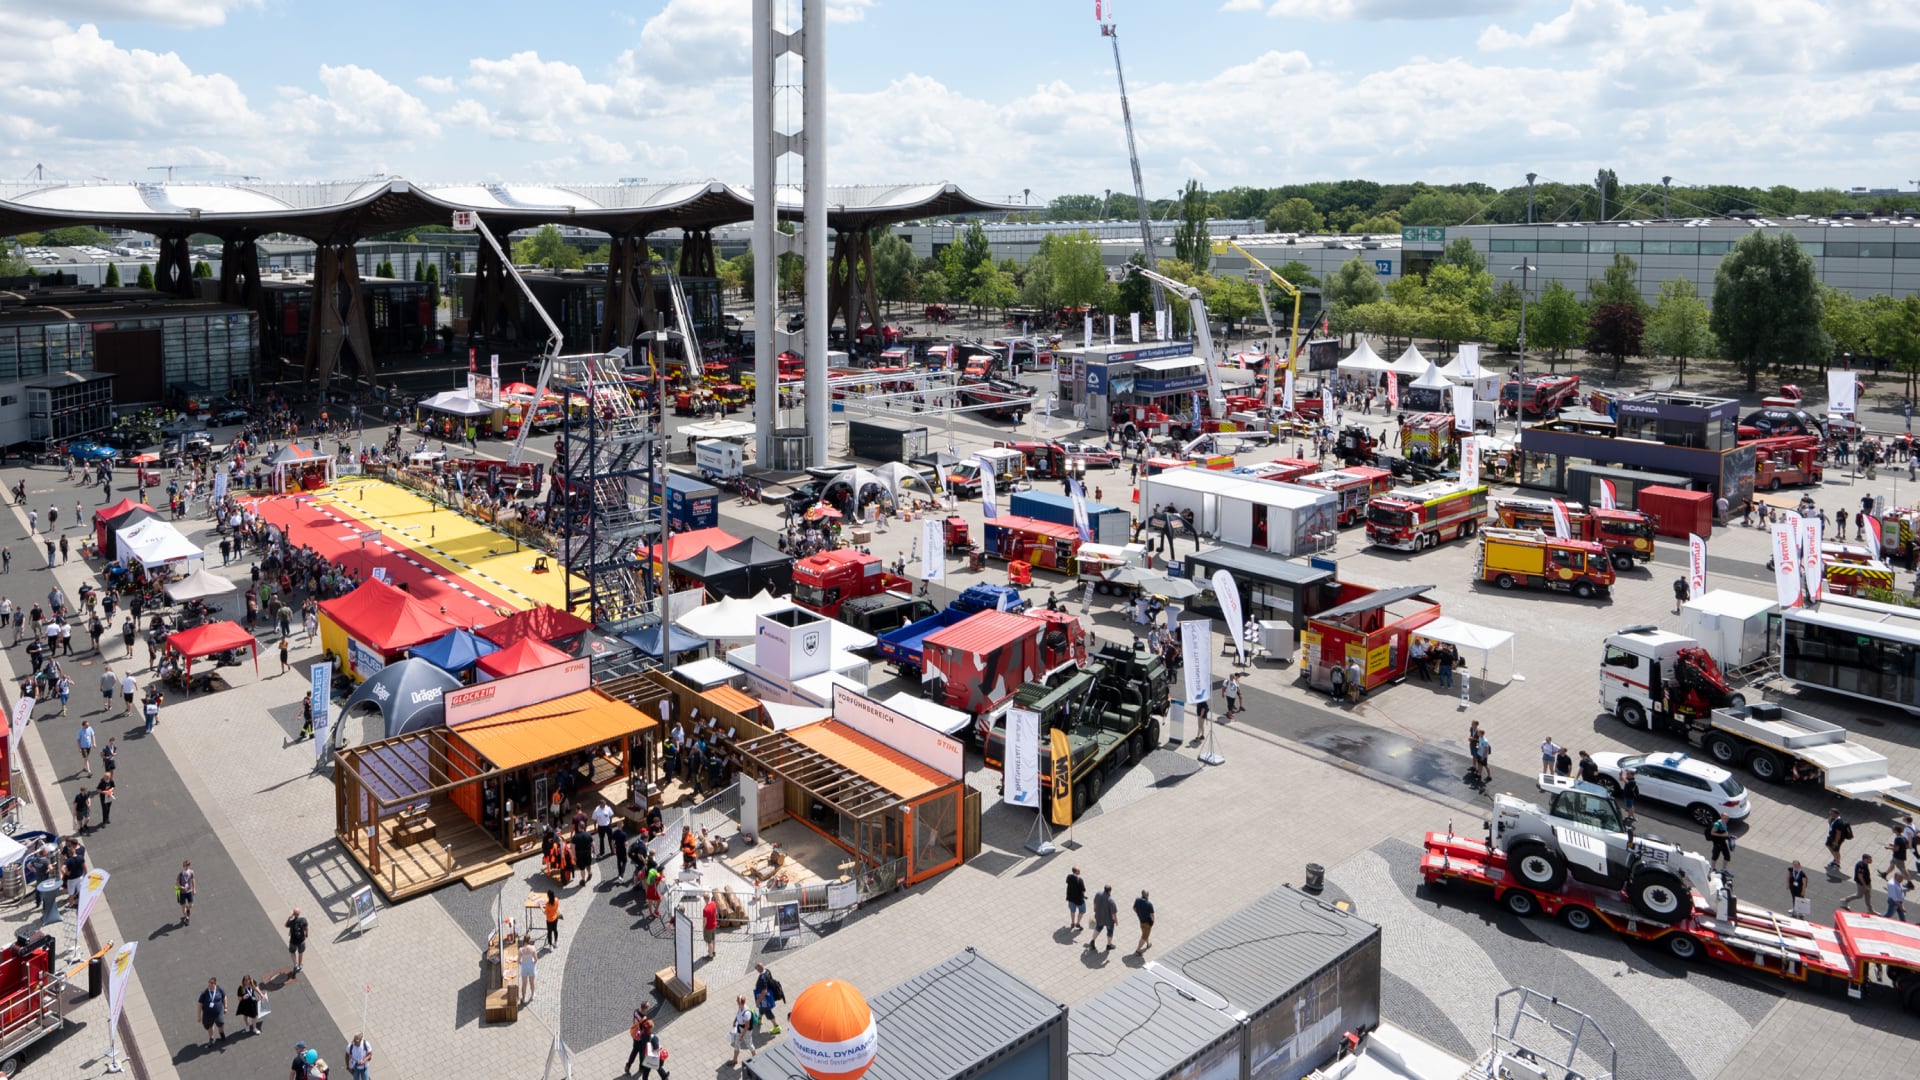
[1420,829,1920,1012]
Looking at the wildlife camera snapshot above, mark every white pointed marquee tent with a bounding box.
[1335,339,1391,376]
[1390,344,1431,378]
[1410,362,1452,392]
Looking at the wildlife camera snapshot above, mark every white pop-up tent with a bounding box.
[1410,362,1452,392]
[1336,339,1391,376]
[116,518,205,567]
[164,566,239,603]
[1413,615,1516,686]
[1389,344,1431,378]
[673,590,794,641]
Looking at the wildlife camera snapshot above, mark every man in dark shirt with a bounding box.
[1065,868,1087,930]
[1843,853,1875,911]
[1090,886,1118,952]
[1133,890,1156,955]
[1619,770,1640,816]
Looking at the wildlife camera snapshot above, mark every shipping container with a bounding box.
[746,949,1065,1080]
[1637,484,1714,539]
[651,471,719,531]
[1562,464,1690,512]
[1009,490,1132,547]
[849,416,930,463]
[1161,885,1383,1080]
[1068,967,1244,1080]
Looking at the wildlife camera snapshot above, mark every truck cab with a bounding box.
[1600,626,1741,731]
[1478,528,1615,598]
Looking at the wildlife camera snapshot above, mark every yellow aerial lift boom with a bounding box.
[1212,239,1305,416]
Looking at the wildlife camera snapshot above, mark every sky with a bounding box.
[0,0,1915,205]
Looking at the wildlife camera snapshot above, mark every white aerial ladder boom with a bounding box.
[1122,263,1225,420]
[450,211,566,467]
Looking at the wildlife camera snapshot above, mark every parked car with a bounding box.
[65,442,118,461]
[212,407,250,425]
[1587,750,1751,825]
[1057,441,1121,468]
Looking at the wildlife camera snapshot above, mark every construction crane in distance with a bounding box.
[1212,238,1306,416]
[1098,12,1164,317]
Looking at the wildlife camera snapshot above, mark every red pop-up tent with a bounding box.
[474,637,571,682]
[94,499,156,556]
[477,605,593,649]
[165,620,259,694]
[319,579,457,681]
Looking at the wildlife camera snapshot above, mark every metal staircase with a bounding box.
[550,346,662,632]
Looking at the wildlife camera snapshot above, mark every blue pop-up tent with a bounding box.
[409,628,499,676]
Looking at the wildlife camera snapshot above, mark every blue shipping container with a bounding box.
[655,472,719,531]
[1008,491,1131,546]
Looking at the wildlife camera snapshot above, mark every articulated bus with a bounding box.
[1779,594,1920,716]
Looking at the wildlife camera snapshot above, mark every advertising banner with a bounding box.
[105,942,137,1029]
[1282,368,1295,413]
[1385,371,1399,410]
[1084,315,1093,349]
[1050,728,1074,825]
[1828,370,1858,416]
[833,685,963,779]
[921,516,945,582]
[74,867,109,935]
[445,658,592,725]
[1180,619,1213,705]
[1457,343,1481,377]
[1068,478,1092,542]
[1687,533,1707,597]
[1004,707,1041,808]
[1771,519,1803,609]
[1451,384,1474,431]
[1598,479,1617,510]
[1130,311,1141,344]
[1459,436,1479,489]
[1550,498,1572,540]
[1211,570,1245,666]
[1801,514,1824,604]
[311,661,333,759]
[978,455,998,519]
[1866,516,1883,560]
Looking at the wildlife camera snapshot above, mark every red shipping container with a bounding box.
[1637,485,1713,539]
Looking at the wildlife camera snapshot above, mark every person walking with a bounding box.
[343,1032,373,1080]
[285,908,309,979]
[197,977,228,1046]
[611,821,630,882]
[120,670,136,715]
[236,973,266,1034]
[1132,889,1156,955]
[72,787,90,831]
[1886,869,1910,922]
[625,1008,655,1076]
[1089,884,1118,952]
[144,692,160,733]
[1065,866,1087,930]
[121,617,136,661]
[1221,673,1242,719]
[593,800,615,858]
[752,963,785,1035]
[77,720,95,775]
[1888,824,1911,878]
[1788,860,1810,917]
[1708,813,1734,870]
[518,936,538,1003]
[56,674,71,717]
[1842,852,1875,911]
[1826,809,1854,879]
[727,994,756,1067]
[176,860,196,925]
[96,772,114,827]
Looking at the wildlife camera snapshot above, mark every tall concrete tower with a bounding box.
[751,0,829,468]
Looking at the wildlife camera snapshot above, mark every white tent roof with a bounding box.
[879,692,972,737]
[673,590,794,640]
[164,566,239,602]
[1437,342,1483,380]
[760,699,834,731]
[1414,615,1516,685]
[1410,362,1453,390]
[1390,344,1430,376]
[417,390,494,418]
[671,656,742,689]
[1336,339,1391,373]
[873,461,935,499]
[116,518,204,566]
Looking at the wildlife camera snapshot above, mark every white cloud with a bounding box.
[280,65,439,141]
[1,0,258,28]
[415,75,456,94]
[1266,0,1518,20]
[826,0,875,22]
[628,0,753,84]
[1221,0,1263,10]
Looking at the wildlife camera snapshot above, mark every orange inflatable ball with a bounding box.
[787,979,878,1080]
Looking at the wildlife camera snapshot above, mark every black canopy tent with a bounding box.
[670,546,753,600]
[716,536,795,597]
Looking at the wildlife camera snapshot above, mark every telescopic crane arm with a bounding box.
[1211,239,1305,416]
[1123,262,1224,420]
[452,211,564,466]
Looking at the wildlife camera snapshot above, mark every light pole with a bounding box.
[1512,258,1535,439]
[1662,176,1673,220]
[1526,172,1537,225]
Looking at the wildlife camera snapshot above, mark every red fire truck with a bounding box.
[1751,436,1825,489]
[1291,467,1394,527]
[1476,527,1616,599]
[790,549,912,620]
[923,609,1088,742]
[1501,374,1582,418]
[1491,496,1657,569]
[1365,480,1489,551]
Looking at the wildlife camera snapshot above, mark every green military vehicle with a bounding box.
[983,640,1171,824]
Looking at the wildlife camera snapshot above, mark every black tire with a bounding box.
[1612,551,1633,571]
[1071,782,1088,819]
[1688,803,1719,827]
[1616,699,1649,730]
[1561,905,1596,932]
[1597,775,1621,796]
[1505,889,1538,917]
[1666,933,1702,961]
[1506,839,1567,891]
[1704,733,1739,766]
[1574,580,1596,599]
[1769,477,1783,491]
[1461,519,1477,538]
[1496,574,1515,590]
[1899,975,1920,1017]
[1748,750,1783,783]
[1148,719,1162,747]
[1629,868,1690,924]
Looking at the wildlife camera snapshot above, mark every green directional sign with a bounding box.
[1400,227,1447,243]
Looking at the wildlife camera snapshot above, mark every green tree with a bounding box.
[512,225,584,270]
[1643,278,1714,386]
[1046,194,1105,219]
[1440,237,1486,276]
[103,263,121,287]
[732,250,755,301]
[1324,256,1384,342]
[1346,212,1401,235]
[1264,197,1324,234]
[1868,295,1920,398]
[1426,263,1494,317]
[193,260,212,278]
[1821,286,1872,363]
[1204,274,1261,336]
[135,263,154,289]
[0,247,31,278]
[425,263,442,312]
[1528,281,1587,366]
[1585,302,1645,375]
[413,261,427,281]
[1400,190,1488,227]
[957,222,993,275]
[1711,232,1831,389]
[1113,252,1153,318]
[968,264,1019,312]
[872,233,915,308]
[43,226,109,247]
[1588,253,1645,313]
[913,268,949,307]
[1045,231,1105,311]
[1275,260,1320,290]
[1173,179,1211,272]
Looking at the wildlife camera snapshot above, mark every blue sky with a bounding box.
[0,0,1915,202]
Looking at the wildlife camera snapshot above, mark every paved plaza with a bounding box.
[0,400,1916,1079]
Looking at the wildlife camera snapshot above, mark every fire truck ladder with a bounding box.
[552,347,660,631]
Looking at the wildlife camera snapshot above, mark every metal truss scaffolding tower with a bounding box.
[552,346,659,632]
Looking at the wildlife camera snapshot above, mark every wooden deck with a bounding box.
[342,798,541,902]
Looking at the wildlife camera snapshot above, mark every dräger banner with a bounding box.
[1801,514,1824,605]
[978,455,998,519]
[106,941,137,1029]
[1451,384,1474,432]
[1180,619,1213,705]
[1004,707,1041,808]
